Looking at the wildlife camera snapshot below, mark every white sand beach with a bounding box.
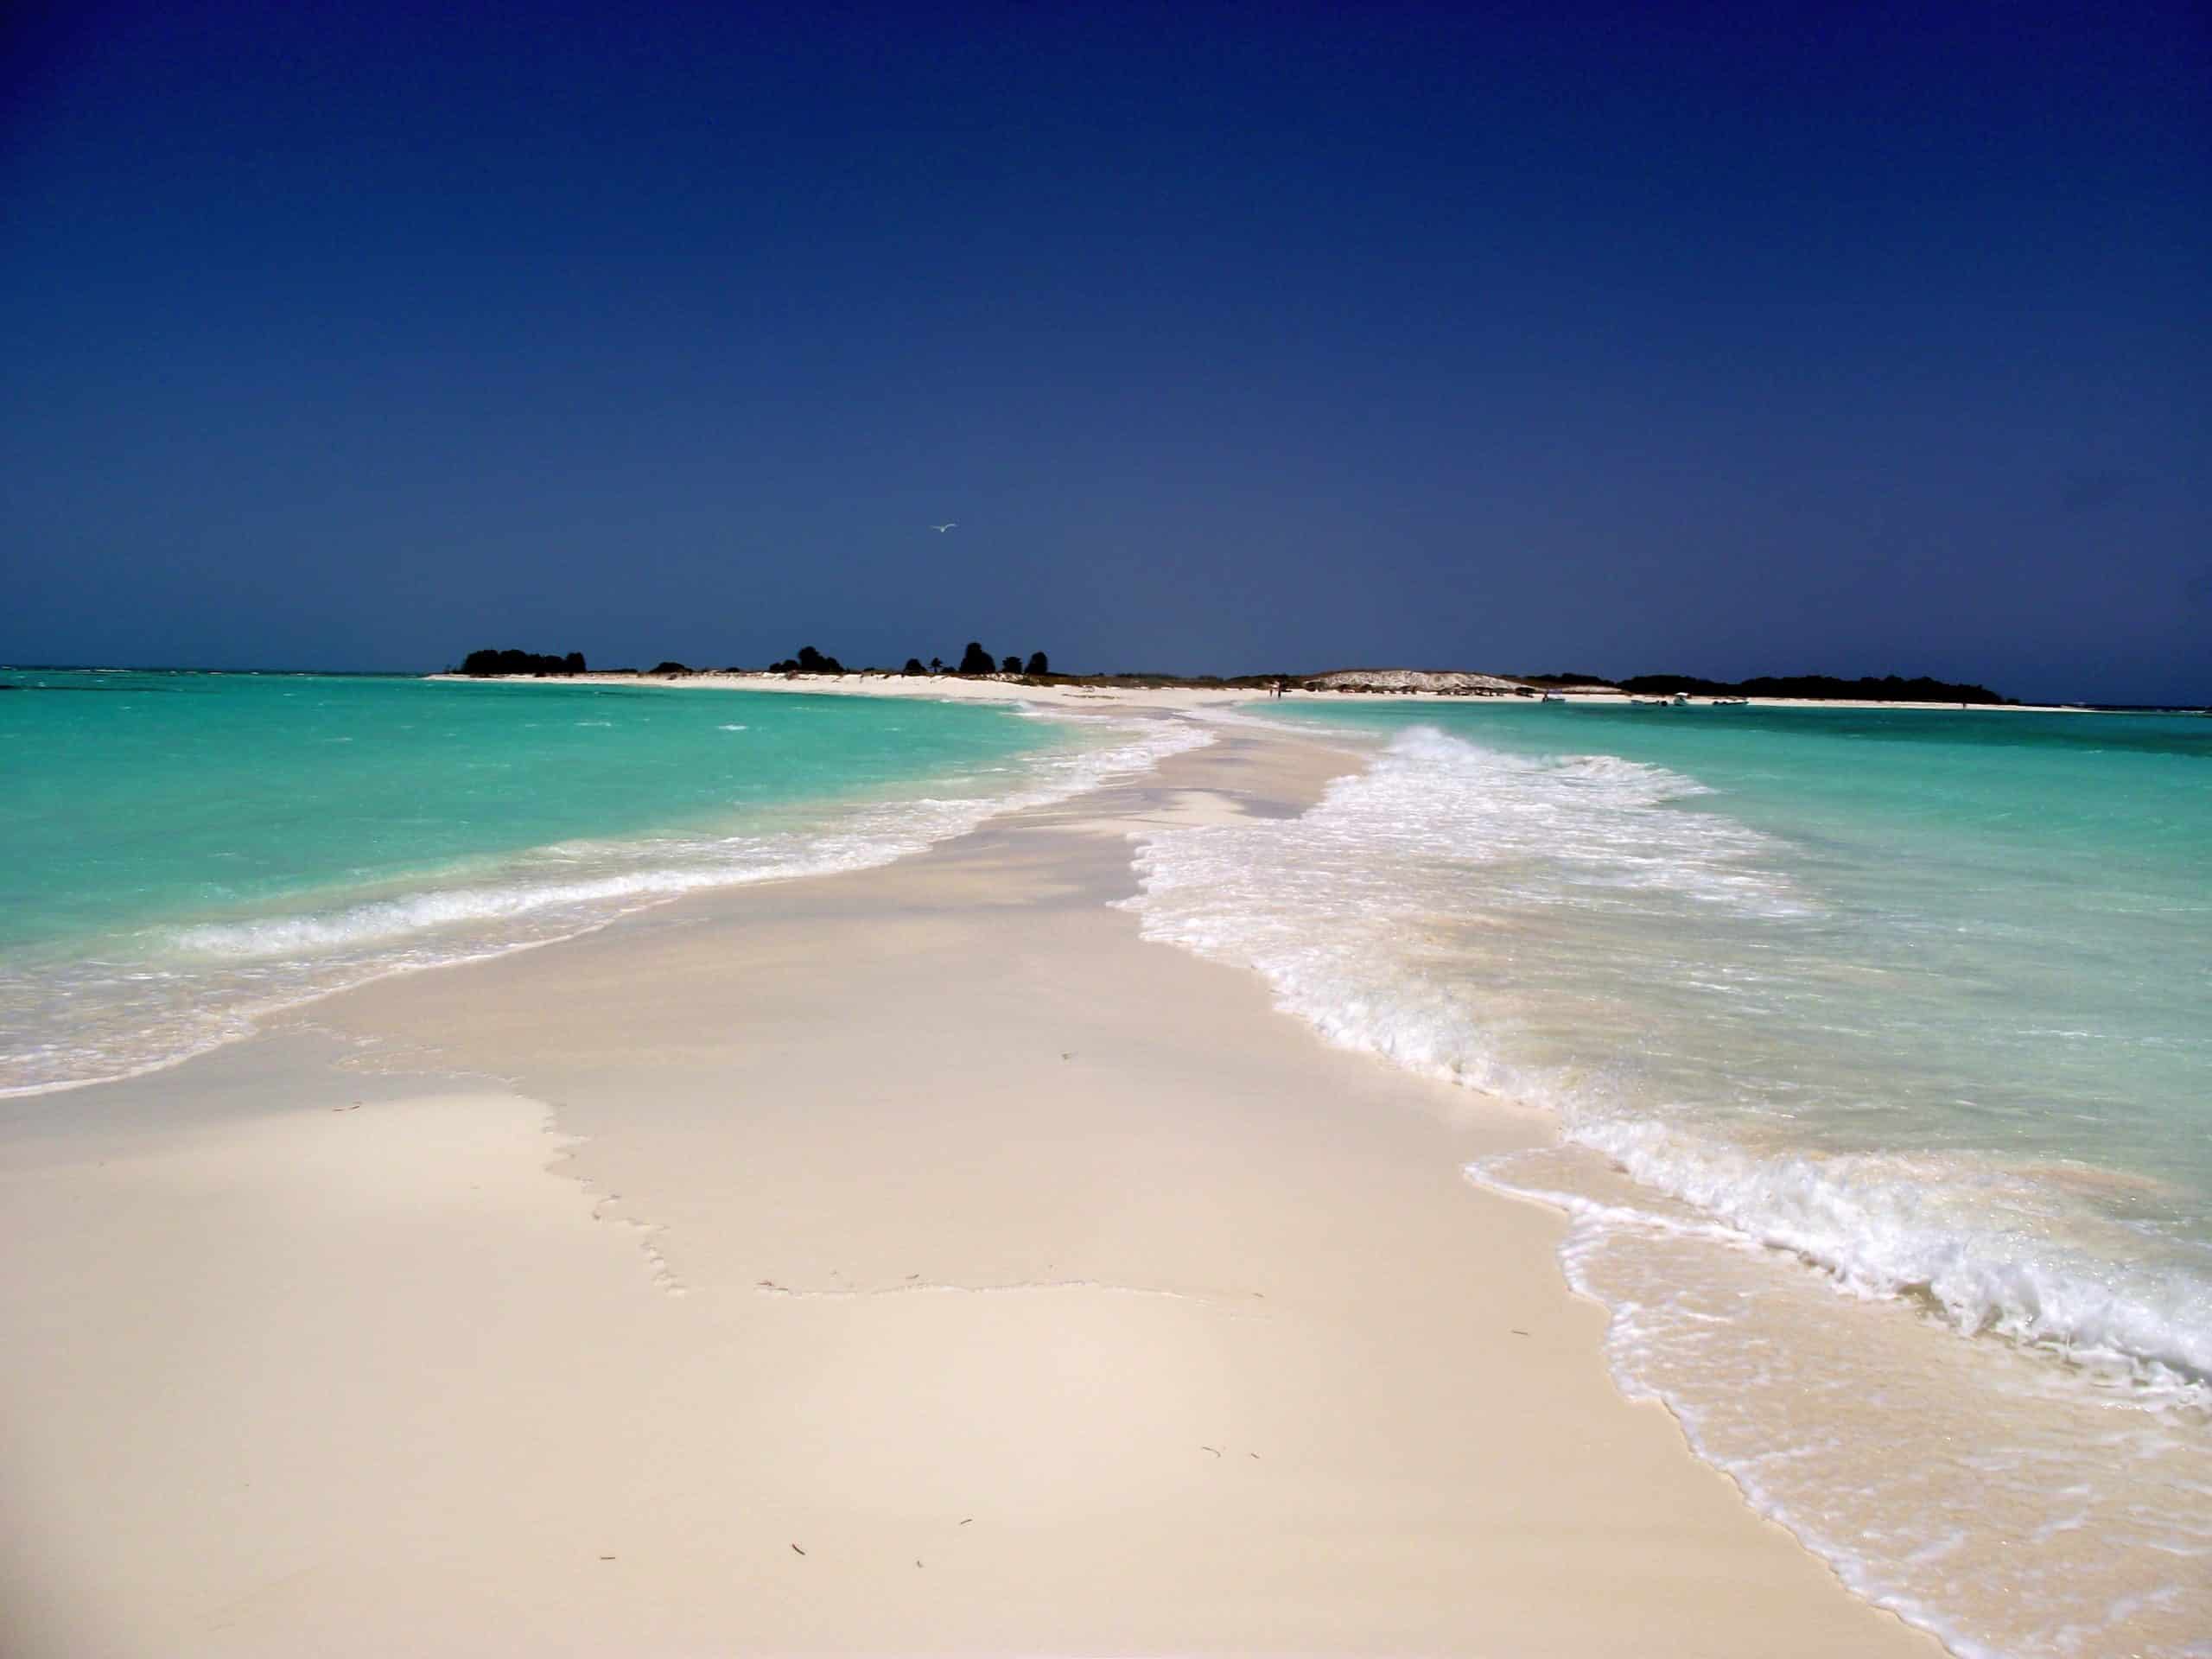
[435,666,2094,714]
[0,716,1942,1656]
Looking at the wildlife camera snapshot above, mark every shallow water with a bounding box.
[1127,702,2211,1657]
[0,671,1203,1096]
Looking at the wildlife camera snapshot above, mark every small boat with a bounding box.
[1541,692,1566,703]
[1713,696,1749,707]
[1630,696,1666,707]
[1670,693,1689,706]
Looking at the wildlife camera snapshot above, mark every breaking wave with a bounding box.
[1124,720,2212,1656]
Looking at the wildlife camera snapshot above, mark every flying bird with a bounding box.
[931,522,957,533]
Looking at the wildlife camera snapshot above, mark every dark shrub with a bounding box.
[903,658,925,675]
[1617,671,2010,703]
[957,642,995,675]
[461,648,586,677]
[1025,651,1049,676]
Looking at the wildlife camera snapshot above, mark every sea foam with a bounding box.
[1124,720,2212,1656]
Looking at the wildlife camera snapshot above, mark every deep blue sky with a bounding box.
[5,2,2207,701]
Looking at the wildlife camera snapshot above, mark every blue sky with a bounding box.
[5,1,2207,701]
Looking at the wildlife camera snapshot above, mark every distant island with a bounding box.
[459,648,587,677]
[1608,672,2011,704]
[451,647,2012,705]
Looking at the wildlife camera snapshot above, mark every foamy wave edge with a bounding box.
[1122,722,2212,1403]
[1473,1134,2211,1401]
[4,714,1213,1097]
[169,715,1211,960]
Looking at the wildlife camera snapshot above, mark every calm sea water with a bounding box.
[1128,702,2211,1659]
[0,669,1200,1096]
[12,674,2208,1650]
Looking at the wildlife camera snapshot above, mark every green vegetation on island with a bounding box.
[460,648,586,677]
[451,647,2013,705]
[768,645,845,674]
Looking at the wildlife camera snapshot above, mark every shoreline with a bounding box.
[427,667,2107,714]
[0,691,1212,1108]
[0,715,1942,1656]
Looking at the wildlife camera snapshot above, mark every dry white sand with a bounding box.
[0,721,1942,1656]
[434,666,1274,712]
[437,666,2088,714]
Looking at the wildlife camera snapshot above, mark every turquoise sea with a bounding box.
[1128,701,2210,1659]
[10,672,2209,1654]
[0,669,1194,1097]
